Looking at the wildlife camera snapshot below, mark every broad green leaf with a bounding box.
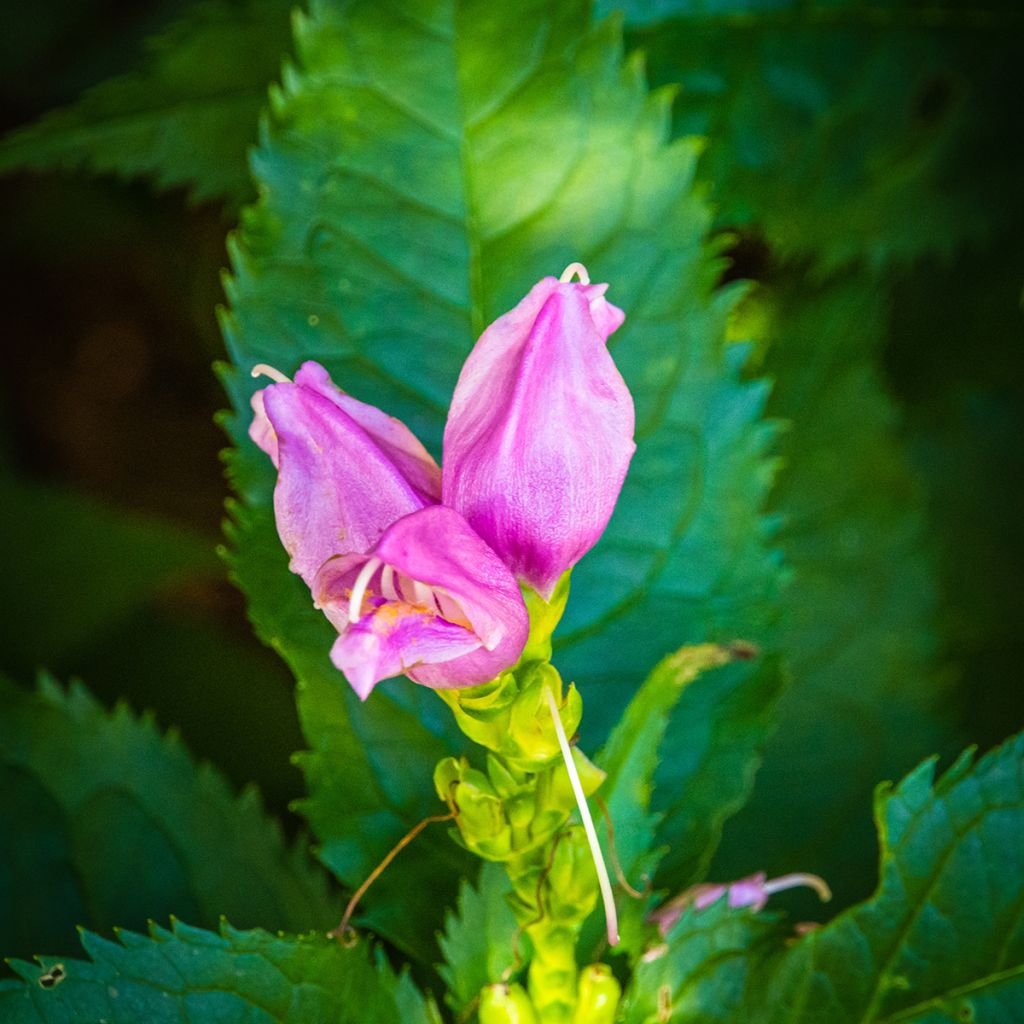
[620,900,779,1024]
[223,502,475,964]
[583,644,782,958]
[0,473,219,673]
[749,730,1024,1023]
[597,644,783,888]
[714,277,948,908]
[0,920,436,1024]
[0,675,336,961]
[0,0,292,206]
[609,0,1024,272]
[220,0,780,955]
[437,862,519,1016]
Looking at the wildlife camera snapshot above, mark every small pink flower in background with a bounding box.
[249,264,633,697]
[444,264,635,599]
[649,871,832,936]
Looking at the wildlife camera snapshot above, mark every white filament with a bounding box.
[543,686,619,946]
[348,557,382,624]
[762,872,832,902]
[559,262,590,285]
[380,564,398,601]
[251,363,291,383]
[411,578,440,612]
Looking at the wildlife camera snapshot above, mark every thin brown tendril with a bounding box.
[505,830,566,979]
[595,796,648,899]
[328,809,457,945]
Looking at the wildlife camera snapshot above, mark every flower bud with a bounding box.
[573,965,621,1024]
[478,983,539,1024]
[443,267,635,599]
[542,826,600,925]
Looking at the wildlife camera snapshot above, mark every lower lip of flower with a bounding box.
[346,557,471,629]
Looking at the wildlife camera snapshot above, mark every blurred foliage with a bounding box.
[0,675,336,962]
[0,0,292,206]
[616,0,1024,271]
[0,0,1021,1015]
[713,272,950,908]
[0,920,435,1024]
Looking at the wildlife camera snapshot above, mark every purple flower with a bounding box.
[443,264,635,599]
[250,362,527,700]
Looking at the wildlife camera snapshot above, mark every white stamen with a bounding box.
[348,557,382,624]
[559,262,590,285]
[543,686,619,946]
[411,578,440,613]
[251,363,291,383]
[380,564,398,601]
[436,592,472,629]
[396,574,414,602]
[762,873,832,903]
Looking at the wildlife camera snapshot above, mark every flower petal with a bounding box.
[314,506,529,695]
[443,274,635,598]
[259,377,430,586]
[373,506,529,669]
[330,603,482,700]
[293,361,440,502]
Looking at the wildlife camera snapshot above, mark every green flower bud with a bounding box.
[438,672,521,752]
[542,747,605,817]
[479,983,539,1024]
[507,665,582,769]
[487,752,527,798]
[433,756,463,802]
[543,827,599,925]
[573,965,621,1024]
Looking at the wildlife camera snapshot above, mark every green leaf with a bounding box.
[714,277,949,909]
[223,501,475,964]
[437,862,519,1016]
[597,644,782,889]
[220,0,780,954]
[0,0,292,206]
[620,900,779,1024]
[579,644,782,960]
[0,921,436,1024]
[749,730,1024,1023]
[0,473,219,673]
[614,0,1024,271]
[651,653,785,886]
[0,675,336,961]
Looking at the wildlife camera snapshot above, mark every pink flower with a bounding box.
[250,363,526,700]
[443,265,635,599]
[249,264,634,696]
